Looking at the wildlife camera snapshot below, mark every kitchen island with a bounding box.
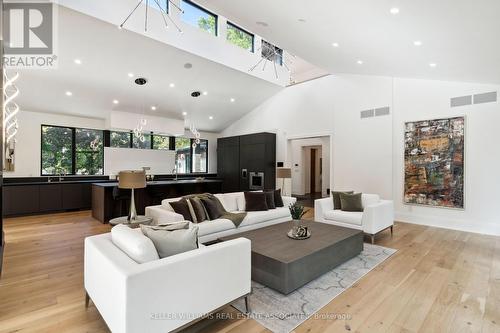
[91,179,223,223]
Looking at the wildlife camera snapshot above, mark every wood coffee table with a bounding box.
[220,221,363,294]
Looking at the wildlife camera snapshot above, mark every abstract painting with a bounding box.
[404,117,465,209]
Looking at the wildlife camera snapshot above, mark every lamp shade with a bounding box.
[276,167,292,179]
[118,170,147,189]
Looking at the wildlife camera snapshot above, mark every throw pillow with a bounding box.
[200,196,225,220]
[185,199,198,223]
[339,192,363,212]
[170,199,193,221]
[140,222,199,258]
[264,191,276,209]
[332,191,354,210]
[111,224,159,264]
[274,189,284,207]
[244,192,268,211]
[189,197,207,222]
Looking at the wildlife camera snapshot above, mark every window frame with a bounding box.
[40,124,105,176]
[261,40,283,66]
[174,137,209,174]
[180,0,218,36]
[226,21,254,52]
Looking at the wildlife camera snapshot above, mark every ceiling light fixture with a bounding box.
[390,7,400,15]
[65,91,73,96]
[230,98,235,103]
[128,73,134,78]
[169,83,175,88]
[151,106,157,111]
[209,116,214,120]
[182,112,187,116]
[203,91,208,96]
[113,100,119,104]
[119,0,184,33]
[429,63,437,67]
[357,60,364,65]
[413,41,422,46]
[332,42,339,47]
[249,41,295,80]
[74,59,82,65]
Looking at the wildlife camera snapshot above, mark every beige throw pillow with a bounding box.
[140,222,199,258]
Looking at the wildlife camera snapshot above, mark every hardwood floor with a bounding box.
[0,210,499,333]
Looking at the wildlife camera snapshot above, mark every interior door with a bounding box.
[310,149,316,193]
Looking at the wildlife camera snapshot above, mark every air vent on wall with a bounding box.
[451,91,497,108]
[360,106,390,119]
[360,109,375,119]
[450,95,472,108]
[473,91,497,104]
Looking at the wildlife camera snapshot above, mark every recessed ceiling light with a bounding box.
[151,106,157,111]
[65,91,73,96]
[332,42,339,47]
[209,116,214,120]
[413,41,423,46]
[169,83,175,88]
[357,60,364,65]
[203,91,208,96]
[74,59,82,65]
[256,21,269,27]
[429,63,437,67]
[184,63,193,69]
[128,73,134,78]
[298,18,306,23]
[230,98,235,102]
[390,7,400,15]
[113,100,119,104]
[182,112,187,116]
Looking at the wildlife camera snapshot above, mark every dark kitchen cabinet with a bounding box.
[3,185,40,215]
[217,132,276,193]
[62,184,84,210]
[39,184,63,212]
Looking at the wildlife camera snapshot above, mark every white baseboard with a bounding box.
[395,212,500,236]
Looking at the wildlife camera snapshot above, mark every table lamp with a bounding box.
[276,167,292,196]
[118,170,147,222]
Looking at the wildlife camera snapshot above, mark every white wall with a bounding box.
[222,74,500,236]
[6,111,218,177]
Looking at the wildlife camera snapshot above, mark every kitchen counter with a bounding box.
[92,179,222,188]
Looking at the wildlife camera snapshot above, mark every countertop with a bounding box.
[92,179,223,188]
[3,179,115,186]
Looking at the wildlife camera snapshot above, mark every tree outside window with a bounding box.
[110,131,131,148]
[75,129,104,175]
[41,126,73,175]
[227,23,253,51]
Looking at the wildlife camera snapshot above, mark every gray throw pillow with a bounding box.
[140,222,199,258]
[339,192,363,212]
[332,191,354,210]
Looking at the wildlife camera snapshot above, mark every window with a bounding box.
[175,137,192,174]
[262,40,283,66]
[132,134,152,149]
[192,139,208,173]
[110,131,131,148]
[75,129,104,175]
[181,0,217,35]
[227,22,254,52]
[41,125,104,176]
[41,126,73,175]
[148,0,168,13]
[153,135,170,150]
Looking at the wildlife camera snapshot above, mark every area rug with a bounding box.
[232,243,396,333]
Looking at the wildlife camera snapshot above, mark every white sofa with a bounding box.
[84,226,251,333]
[145,192,296,243]
[314,194,394,243]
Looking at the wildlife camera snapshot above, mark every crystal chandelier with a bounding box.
[249,41,295,83]
[119,0,184,33]
[4,71,20,145]
[189,122,201,148]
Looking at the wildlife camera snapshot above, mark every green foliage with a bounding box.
[227,25,253,51]
[132,134,151,149]
[110,132,131,148]
[197,15,216,35]
[41,126,72,175]
[75,129,103,175]
[289,203,308,220]
[153,135,170,150]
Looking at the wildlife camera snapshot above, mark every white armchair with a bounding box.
[314,194,394,243]
[84,233,251,333]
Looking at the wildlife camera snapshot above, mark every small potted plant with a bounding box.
[289,203,307,232]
